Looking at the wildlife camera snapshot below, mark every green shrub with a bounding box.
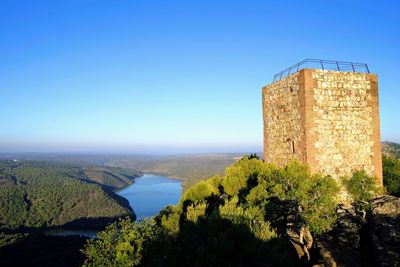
[181,180,219,205]
[219,195,244,222]
[186,202,207,222]
[275,161,311,200]
[300,175,339,234]
[205,175,222,191]
[250,220,277,241]
[221,158,264,196]
[245,181,271,206]
[155,205,180,235]
[343,170,377,213]
[382,155,400,196]
[82,218,150,267]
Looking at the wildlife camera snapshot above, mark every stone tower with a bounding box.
[262,59,382,186]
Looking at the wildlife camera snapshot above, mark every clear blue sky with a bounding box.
[1,0,399,154]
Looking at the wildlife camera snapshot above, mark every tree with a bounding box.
[299,175,339,234]
[82,218,153,267]
[342,170,377,218]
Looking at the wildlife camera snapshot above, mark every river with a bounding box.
[49,174,182,238]
[116,173,183,220]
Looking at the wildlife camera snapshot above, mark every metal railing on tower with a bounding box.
[272,59,370,82]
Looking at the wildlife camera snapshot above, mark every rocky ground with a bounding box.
[285,195,400,267]
[315,195,400,267]
[369,196,400,267]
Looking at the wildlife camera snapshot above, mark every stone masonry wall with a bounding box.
[262,72,306,166]
[262,69,382,186]
[308,70,379,180]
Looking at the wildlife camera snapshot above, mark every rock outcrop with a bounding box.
[275,195,400,266]
[267,199,315,262]
[287,222,313,262]
[369,195,400,267]
[313,204,362,267]
[313,196,400,267]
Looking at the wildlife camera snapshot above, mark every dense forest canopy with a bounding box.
[0,160,140,230]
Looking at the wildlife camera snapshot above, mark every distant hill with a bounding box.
[81,166,141,190]
[3,146,400,189]
[382,141,400,159]
[105,154,248,188]
[0,153,254,189]
[0,161,140,231]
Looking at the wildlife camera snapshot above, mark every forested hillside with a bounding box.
[0,161,142,267]
[82,158,341,266]
[82,155,400,266]
[0,161,139,230]
[0,153,245,189]
[1,155,399,266]
[382,141,400,159]
[124,154,244,188]
[82,166,141,190]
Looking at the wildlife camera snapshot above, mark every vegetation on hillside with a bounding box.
[342,170,377,217]
[0,153,244,189]
[105,154,245,189]
[381,141,400,159]
[82,166,141,190]
[382,155,400,196]
[0,161,137,230]
[82,158,340,266]
[2,142,399,192]
[1,153,399,266]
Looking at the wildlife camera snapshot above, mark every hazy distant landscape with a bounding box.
[0,153,249,189]
[382,141,400,159]
[2,141,399,189]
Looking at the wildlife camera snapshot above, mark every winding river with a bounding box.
[49,174,182,238]
[117,174,183,220]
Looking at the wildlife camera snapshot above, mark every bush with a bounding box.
[300,175,339,234]
[264,161,310,200]
[221,158,264,196]
[382,155,400,196]
[82,218,150,267]
[181,180,219,205]
[343,170,377,213]
[186,202,207,222]
[154,205,180,235]
[253,161,338,234]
